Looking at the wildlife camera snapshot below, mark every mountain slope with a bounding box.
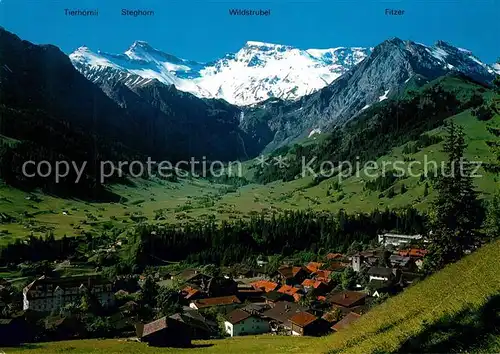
[0,28,259,163]
[241,38,497,151]
[0,27,142,150]
[94,74,262,161]
[70,41,371,106]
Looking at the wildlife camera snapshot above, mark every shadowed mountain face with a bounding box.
[93,74,263,161]
[0,28,261,162]
[0,28,142,149]
[240,38,497,152]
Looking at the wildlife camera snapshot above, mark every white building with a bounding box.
[224,309,270,337]
[367,267,397,282]
[378,233,423,247]
[23,275,114,312]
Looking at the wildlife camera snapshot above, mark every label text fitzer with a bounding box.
[229,9,271,16]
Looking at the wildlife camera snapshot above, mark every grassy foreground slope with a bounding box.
[5,239,500,354]
[323,238,500,354]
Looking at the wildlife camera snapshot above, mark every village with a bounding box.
[0,233,427,347]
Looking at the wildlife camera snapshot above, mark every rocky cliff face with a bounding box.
[241,38,497,151]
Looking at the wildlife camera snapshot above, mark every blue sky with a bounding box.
[0,0,498,63]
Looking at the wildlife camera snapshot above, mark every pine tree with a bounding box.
[139,276,159,309]
[485,112,500,239]
[424,123,485,272]
[423,182,429,197]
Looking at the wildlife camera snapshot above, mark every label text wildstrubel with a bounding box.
[228,9,271,16]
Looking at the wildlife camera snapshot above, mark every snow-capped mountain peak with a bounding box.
[70,41,372,106]
[70,38,497,107]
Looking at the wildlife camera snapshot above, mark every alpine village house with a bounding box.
[23,275,115,312]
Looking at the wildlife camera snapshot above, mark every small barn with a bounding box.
[137,316,191,347]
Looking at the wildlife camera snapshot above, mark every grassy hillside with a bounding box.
[1,103,498,247]
[4,238,499,354]
[0,75,498,248]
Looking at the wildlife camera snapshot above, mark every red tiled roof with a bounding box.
[293,293,303,302]
[290,311,317,328]
[277,285,300,296]
[250,280,278,293]
[317,296,326,302]
[294,266,308,276]
[331,312,361,331]
[181,286,200,299]
[191,295,241,309]
[301,279,315,287]
[399,248,428,258]
[326,253,343,260]
[305,262,323,273]
[328,291,368,308]
[313,270,333,281]
[301,279,326,289]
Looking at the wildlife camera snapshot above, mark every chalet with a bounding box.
[378,233,423,247]
[276,285,302,303]
[224,309,270,337]
[22,275,114,312]
[331,312,361,332]
[301,279,329,294]
[389,255,414,270]
[367,267,400,282]
[169,311,217,339]
[323,262,347,272]
[327,291,367,309]
[250,280,279,293]
[171,268,199,281]
[137,316,191,347]
[262,301,308,332]
[180,286,204,301]
[263,291,288,305]
[277,285,301,297]
[277,266,309,285]
[289,311,319,336]
[326,253,343,261]
[189,295,241,310]
[312,269,333,283]
[242,303,271,314]
[45,316,85,341]
[368,279,397,297]
[399,248,428,270]
[237,288,264,302]
[305,262,323,273]
[399,248,428,258]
